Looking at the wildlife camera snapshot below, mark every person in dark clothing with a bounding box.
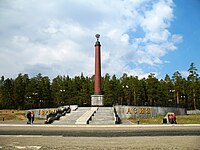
[31,111,35,124]
[27,111,31,124]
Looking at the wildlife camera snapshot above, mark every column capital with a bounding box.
[95,41,101,47]
[95,34,101,46]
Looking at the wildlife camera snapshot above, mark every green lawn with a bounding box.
[128,114,200,124]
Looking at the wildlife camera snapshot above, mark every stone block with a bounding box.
[91,95,104,106]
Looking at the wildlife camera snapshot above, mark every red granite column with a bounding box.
[91,34,103,106]
[94,34,102,95]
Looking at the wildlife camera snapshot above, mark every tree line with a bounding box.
[0,63,199,110]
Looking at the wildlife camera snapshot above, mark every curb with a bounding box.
[1,124,200,128]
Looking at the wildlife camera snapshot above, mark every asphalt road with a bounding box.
[0,125,200,149]
[0,124,200,137]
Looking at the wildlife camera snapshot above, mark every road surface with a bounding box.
[0,124,200,137]
[0,124,200,149]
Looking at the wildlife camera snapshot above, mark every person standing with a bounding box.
[174,113,177,124]
[169,114,173,124]
[27,111,31,124]
[31,111,35,124]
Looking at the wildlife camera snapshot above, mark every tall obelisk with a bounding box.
[91,34,104,106]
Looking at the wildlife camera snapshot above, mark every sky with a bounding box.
[0,0,199,80]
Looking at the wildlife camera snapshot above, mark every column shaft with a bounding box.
[94,42,101,95]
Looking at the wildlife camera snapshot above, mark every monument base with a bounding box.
[91,95,104,106]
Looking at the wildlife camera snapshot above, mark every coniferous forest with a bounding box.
[0,63,199,110]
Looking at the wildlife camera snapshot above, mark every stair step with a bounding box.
[53,107,91,125]
[53,107,115,125]
[89,107,115,125]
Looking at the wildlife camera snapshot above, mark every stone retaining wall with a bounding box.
[25,108,58,118]
[25,105,78,118]
[115,105,186,119]
[187,109,200,115]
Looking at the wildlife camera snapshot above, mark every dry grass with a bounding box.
[0,110,26,121]
[129,114,200,124]
[129,116,164,124]
[176,114,200,124]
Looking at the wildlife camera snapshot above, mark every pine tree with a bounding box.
[172,71,182,106]
[187,63,199,110]
[13,74,29,109]
[146,73,159,106]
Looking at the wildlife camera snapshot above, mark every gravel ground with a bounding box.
[0,136,200,150]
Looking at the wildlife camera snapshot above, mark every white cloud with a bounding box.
[0,0,182,79]
[180,71,189,78]
[171,34,183,43]
[141,0,174,32]
[145,30,170,43]
[126,68,158,79]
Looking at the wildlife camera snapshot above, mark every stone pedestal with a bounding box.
[91,95,104,106]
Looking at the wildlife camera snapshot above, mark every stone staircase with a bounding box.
[53,107,115,125]
[53,107,91,125]
[89,107,115,125]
